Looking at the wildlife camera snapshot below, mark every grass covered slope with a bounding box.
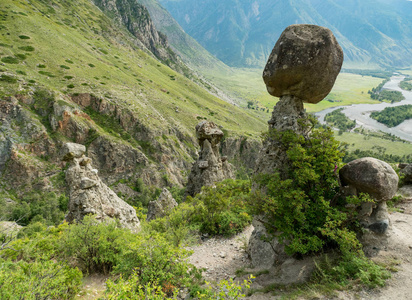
[0,0,266,137]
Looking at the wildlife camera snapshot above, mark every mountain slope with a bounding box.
[159,0,412,68]
[136,0,231,73]
[0,0,265,200]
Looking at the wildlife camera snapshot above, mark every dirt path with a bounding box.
[188,198,412,300]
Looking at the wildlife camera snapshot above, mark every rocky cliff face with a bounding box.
[93,0,185,73]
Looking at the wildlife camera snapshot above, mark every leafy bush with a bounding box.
[60,216,126,274]
[18,46,35,52]
[315,253,391,289]
[10,192,65,226]
[114,231,200,292]
[189,179,252,236]
[60,64,70,69]
[104,273,174,299]
[249,120,364,256]
[18,35,30,39]
[1,56,19,64]
[0,258,82,300]
[0,74,17,83]
[146,202,198,246]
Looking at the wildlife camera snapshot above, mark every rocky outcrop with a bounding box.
[63,143,140,231]
[400,163,412,184]
[220,137,261,173]
[93,0,182,71]
[186,121,234,198]
[340,157,399,255]
[263,24,343,104]
[146,188,178,221]
[249,25,343,271]
[340,157,399,202]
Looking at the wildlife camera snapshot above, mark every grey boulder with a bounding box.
[263,24,343,104]
[340,157,399,201]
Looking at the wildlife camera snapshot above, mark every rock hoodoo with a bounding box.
[249,24,343,271]
[339,157,398,254]
[263,24,344,104]
[147,188,178,221]
[62,143,140,231]
[186,121,234,198]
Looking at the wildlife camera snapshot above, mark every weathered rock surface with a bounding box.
[61,143,86,161]
[340,157,398,255]
[247,218,287,269]
[400,163,412,184]
[147,188,178,221]
[263,24,343,104]
[254,95,307,178]
[340,157,399,201]
[186,121,235,197]
[64,143,140,231]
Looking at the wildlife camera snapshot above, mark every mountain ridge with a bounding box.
[159,0,412,69]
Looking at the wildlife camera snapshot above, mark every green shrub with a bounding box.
[15,53,27,60]
[146,202,198,246]
[88,63,95,67]
[65,59,74,64]
[16,70,26,75]
[60,216,126,274]
[37,64,46,68]
[64,75,74,80]
[0,74,17,83]
[249,119,363,256]
[18,35,30,39]
[60,64,70,69]
[315,253,391,289]
[11,192,65,226]
[114,231,200,293]
[189,179,252,236]
[67,84,75,88]
[1,56,19,64]
[0,258,82,300]
[104,273,173,299]
[18,46,35,52]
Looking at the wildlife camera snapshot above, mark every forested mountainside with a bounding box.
[0,0,264,209]
[159,0,412,69]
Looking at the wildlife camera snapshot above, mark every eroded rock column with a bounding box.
[62,143,140,232]
[249,24,343,270]
[186,121,234,198]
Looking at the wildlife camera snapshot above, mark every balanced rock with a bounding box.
[340,157,399,201]
[147,188,178,221]
[61,143,86,161]
[63,143,140,231]
[186,121,234,198]
[263,24,343,104]
[340,157,398,254]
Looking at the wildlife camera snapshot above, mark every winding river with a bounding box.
[315,76,412,142]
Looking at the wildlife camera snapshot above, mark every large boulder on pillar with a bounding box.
[263,24,343,104]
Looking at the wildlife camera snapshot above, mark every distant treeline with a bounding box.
[344,148,412,164]
[400,78,412,91]
[370,104,412,127]
[368,79,404,103]
[324,108,356,132]
[342,69,392,79]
